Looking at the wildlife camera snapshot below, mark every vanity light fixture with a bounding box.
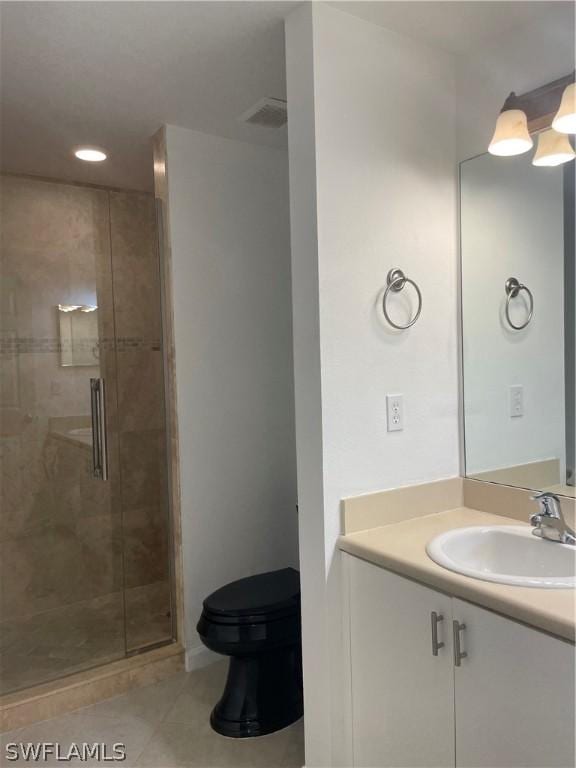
[532,129,576,167]
[74,147,107,162]
[488,93,533,156]
[552,82,576,134]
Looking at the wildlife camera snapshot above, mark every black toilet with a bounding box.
[197,567,303,738]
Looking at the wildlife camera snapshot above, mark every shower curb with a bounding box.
[0,643,184,733]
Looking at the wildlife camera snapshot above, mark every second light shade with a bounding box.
[532,129,575,166]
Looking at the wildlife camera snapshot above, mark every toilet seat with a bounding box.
[201,567,300,625]
[197,567,301,652]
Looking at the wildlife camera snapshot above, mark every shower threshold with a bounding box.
[0,641,184,733]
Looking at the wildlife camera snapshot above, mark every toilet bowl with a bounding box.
[197,567,303,738]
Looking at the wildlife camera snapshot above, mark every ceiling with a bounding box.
[1,1,571,191]
[0,1,296,191]
[333,1,570,56]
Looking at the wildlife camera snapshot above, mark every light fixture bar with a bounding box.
[509,73,574,134]
[488,73,575,157]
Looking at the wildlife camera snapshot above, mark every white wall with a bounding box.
[164,125,298,665]
[461,153,565,477]
[283,5,572,764]
[286,5,459,764]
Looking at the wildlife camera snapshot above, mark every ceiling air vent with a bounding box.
[239,97,287,129]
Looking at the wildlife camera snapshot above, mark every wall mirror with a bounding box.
[460,152,575,498]
[57,304,99,367]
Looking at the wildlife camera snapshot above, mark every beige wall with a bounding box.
[0,176,171,693]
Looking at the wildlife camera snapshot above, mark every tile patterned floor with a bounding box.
[1,661,304,767]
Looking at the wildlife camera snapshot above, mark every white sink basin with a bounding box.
[426,525,576,588]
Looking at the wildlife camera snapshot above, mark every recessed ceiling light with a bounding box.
[74,147,107,162]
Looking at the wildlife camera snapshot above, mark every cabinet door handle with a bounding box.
[430,611,444,656]
[453,620,467,666]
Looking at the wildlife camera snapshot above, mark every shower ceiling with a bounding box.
[0,1,570,191]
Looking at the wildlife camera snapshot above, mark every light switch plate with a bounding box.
[386,394,404,432]
[509,385,524,418]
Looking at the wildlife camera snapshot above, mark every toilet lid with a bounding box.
[203,568,300,619]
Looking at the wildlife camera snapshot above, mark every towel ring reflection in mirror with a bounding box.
[382,268,423,330]
[504,277,534,330]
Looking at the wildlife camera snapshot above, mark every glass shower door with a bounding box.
[0,176,126,694]
[0,176,174,696]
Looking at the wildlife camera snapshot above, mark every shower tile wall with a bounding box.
[108,190,170,652]
[0,177,172,695]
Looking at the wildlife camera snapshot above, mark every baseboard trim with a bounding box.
[185,645,221,672]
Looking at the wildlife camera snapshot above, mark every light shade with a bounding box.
[552,82,576,134]
[74,147,107,162]
[488,109,533,156]
[532,129,575,166]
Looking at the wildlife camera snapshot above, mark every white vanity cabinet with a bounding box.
[346,554,575,768]
[349,555,455,768]
[452,598,575,768]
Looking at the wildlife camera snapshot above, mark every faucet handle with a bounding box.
[530,492,575,546]
[531,491,561,519]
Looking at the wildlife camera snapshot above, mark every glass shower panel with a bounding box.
[0,176,173,695]
[108,190,173,653]
[0,176,125,693]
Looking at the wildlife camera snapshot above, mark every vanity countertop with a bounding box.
[339,507,575,643]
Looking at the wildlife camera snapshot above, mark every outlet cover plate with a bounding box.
[386,394,404,432]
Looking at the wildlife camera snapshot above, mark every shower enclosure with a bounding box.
[0,175,174,695]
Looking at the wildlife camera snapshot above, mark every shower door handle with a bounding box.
[90,378,108,481]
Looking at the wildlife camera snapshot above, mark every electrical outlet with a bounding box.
[509,385,524,418]
[386,394,404,432]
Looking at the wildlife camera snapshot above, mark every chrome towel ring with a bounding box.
[505,277,534,330]
[382,268,423,330]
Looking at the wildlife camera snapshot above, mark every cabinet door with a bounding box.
[453,599,576,768]
[348,555,455,768]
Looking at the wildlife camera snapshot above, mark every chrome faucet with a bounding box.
[530,492,576,545]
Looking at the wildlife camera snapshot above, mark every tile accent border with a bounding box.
[0,644,184,733]
[0,336,161,354]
